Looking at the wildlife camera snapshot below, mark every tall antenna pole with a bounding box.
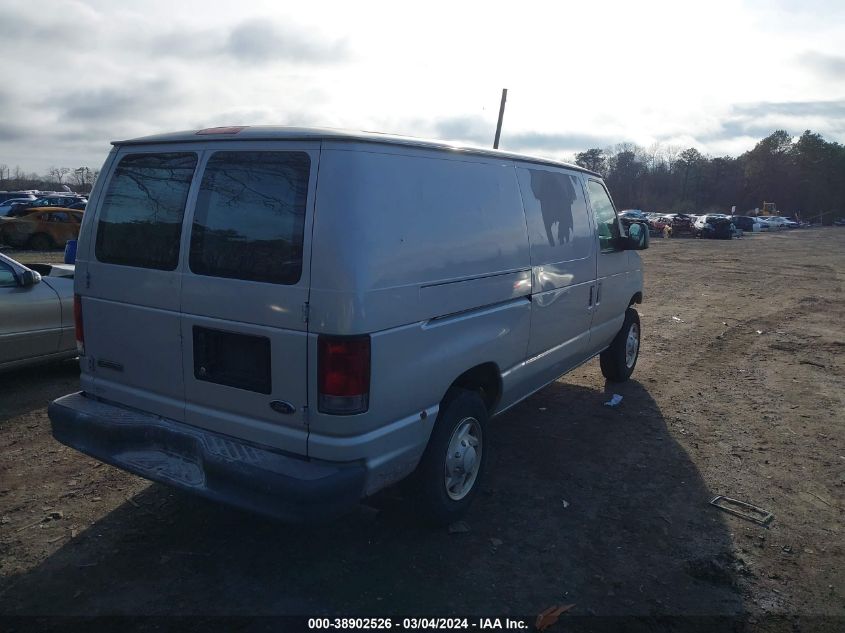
[493,88,507,149]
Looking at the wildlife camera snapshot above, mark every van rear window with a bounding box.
[95,153,197,270]
[189,151,310,285]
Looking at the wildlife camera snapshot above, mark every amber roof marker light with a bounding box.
[195,126,248,135]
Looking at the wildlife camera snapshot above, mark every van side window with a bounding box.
[586,180,621,252]
[517,168,592,261]
[95,153,197,270]
[189,151,310,285]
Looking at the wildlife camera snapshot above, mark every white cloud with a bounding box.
[0,0,843,173]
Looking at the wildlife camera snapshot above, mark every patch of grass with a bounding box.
[0,247,66,265]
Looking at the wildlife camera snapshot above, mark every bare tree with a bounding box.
[643,143,665,171]
[575,148,607,174]
[72,167,89,188]
[70,166,99,192]
[678,148,704,204]
[48,166,72,186]
[12,166,24,188]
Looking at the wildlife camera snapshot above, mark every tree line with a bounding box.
[2,129,844,221]
[574,130,845,222]
[0,164,99,194]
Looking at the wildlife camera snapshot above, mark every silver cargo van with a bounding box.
[49,126,647,524]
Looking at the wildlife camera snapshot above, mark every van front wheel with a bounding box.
[600,307,641,382]
[410,389,488,526]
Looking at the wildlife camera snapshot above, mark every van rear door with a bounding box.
[179,145,318,455]
[82,150,199,422]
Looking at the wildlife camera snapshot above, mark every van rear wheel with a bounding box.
[600,307,640,382]
[409,389,488,526]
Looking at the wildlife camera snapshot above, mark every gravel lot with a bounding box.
[1,230,843,629]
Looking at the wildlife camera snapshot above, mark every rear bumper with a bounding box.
[49,392,366,523]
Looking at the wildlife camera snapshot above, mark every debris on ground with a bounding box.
[535,604,575,631]
[489,537,503,548]
[562,500,569,509]
[672,316,683,322]
[604,394,623,407]
[799,360,826,369]
[709,495,773,526]
[448,520,470,534]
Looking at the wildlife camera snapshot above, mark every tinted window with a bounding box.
[193,326,271,394]
[0,261,16,288]
[95,153,197,270]
[586,180,621,252]
[190,151,310,285]
[517,167,592,262]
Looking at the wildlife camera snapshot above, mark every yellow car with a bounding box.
[0,208,84,250]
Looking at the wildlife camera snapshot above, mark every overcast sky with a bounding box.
[1,0,844,173]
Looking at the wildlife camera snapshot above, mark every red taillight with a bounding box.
[73,294,85,355]
[318,335,370,415]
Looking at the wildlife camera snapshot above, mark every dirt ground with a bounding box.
[0,231,843,630]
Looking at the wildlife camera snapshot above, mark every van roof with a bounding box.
[113,126,601,177]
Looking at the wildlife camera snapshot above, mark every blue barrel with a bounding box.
[64,239,78,264]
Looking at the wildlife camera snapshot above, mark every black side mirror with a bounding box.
[625,222,649,250]
[19,269,42,287]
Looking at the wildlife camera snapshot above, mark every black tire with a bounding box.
[600,307,641,382]
[29,233,53,251]
[409,389,489,526]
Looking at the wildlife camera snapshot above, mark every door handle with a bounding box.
[596,281,602,305]
[270,400,296,415]
[588,285,594,307]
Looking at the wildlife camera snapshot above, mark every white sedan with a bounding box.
[0,252,77,371]
[763,216,787,228]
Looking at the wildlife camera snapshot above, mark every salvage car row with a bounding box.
[0,191,87,216]
[0,192,87,250]
[619,209,805,239]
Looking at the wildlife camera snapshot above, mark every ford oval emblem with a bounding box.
[269,400,296,415]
